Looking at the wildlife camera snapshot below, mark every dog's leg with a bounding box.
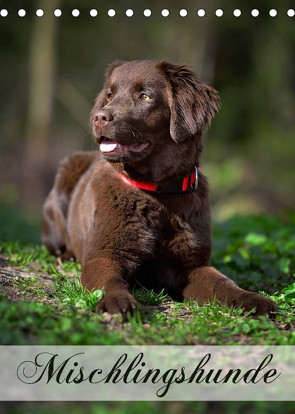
[42,189,74,259]
[81,256,137,316]
[182,266,278,317]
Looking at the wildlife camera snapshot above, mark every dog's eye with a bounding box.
[140,93,151,101]
[107,92,113,101]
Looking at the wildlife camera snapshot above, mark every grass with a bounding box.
[133,287,169,305]
[1,289,294,345]
[50,266,105,312]
[0,207,294,346]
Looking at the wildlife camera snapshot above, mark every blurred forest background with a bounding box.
[0,0,295,243]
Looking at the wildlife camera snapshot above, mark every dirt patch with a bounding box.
[140,300,194,321]
[0,254,58,306]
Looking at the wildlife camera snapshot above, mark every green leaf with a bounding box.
[244,232,267,246]
[284,241,295,250]
[283,283,295,298]
[239,247,250,260]
[278,258,291,274]
[60,318,72,331]
[75,299,87,309]
[223,255,232,264]
[91,289,104,301]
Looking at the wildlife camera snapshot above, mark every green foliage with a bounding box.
[0,204,41,244]
[283,283,295,299]
[212,213,295,292]
[52,270,105,312]
[0,294,122,345]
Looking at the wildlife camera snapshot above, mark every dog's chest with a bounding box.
[162,215,200,265]
[112,190,200,266]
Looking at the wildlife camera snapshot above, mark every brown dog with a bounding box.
[42,60,277,317]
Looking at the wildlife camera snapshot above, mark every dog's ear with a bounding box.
[91,60,126,115]
[158,61,221,143]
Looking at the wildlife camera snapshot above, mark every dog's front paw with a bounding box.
[234,291,278,318]
[96,292,138,318]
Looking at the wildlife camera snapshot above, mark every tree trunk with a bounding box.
[22,0,59,203]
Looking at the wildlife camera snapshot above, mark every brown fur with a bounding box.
[42,60,277,317]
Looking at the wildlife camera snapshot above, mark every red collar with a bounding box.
[119,166,198,194]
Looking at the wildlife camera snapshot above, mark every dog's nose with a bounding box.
[93,110,113,128]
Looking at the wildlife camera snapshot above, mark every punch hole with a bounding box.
[197,9,205,17]
[161,9,169,17]
[287,9,295,17]
[126,9,133,17]
[180,9,187,17]
[90,9,98,17]
[143,9,151,17]
[72,9,80,17]
[233,9,241,17]
[0,9,8,17]
[36,9,44,17]
[54,9,62,17]
[18,9,26,17]
[251,9,259,17]
[269,9,277,17]
[108,9,116,17]
[215,9,223,17]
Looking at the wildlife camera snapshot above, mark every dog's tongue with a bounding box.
[100,141,118,153]
[100,140,148,154]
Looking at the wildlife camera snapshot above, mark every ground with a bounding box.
[0,211,294,346]
[1,209,295,413]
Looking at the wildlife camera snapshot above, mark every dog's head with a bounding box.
[91,60,220,177]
